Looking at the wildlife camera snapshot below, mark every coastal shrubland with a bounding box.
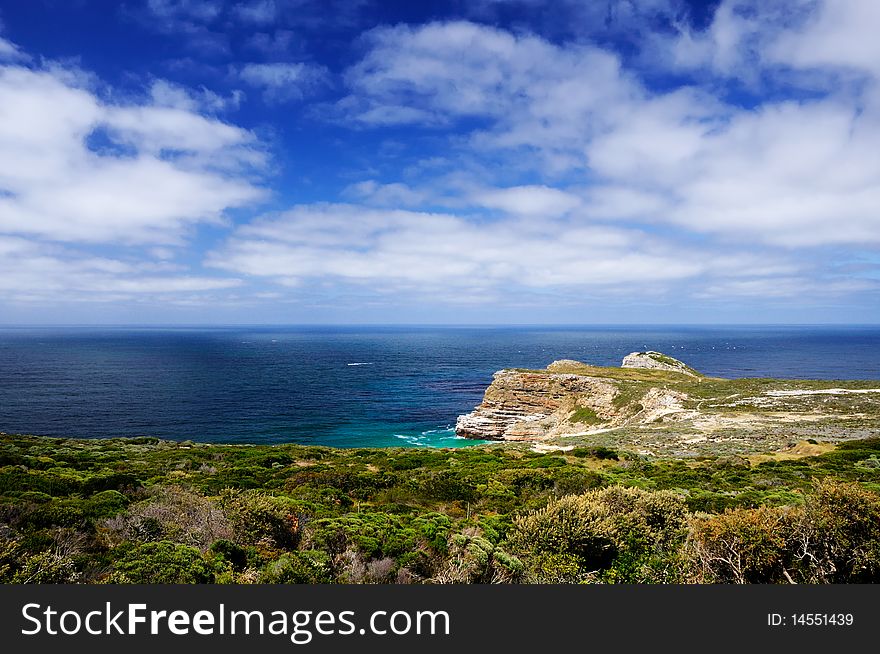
[2,433,880,583]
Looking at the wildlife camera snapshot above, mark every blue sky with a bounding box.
[0,0,879,324]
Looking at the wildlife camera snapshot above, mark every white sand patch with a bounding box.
[765,388,880,397]
[531,443,576,453]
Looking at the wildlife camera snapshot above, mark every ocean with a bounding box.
[0,325,878,448]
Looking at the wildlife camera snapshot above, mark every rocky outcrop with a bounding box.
[456,352,880,455]
[621,351,700,378]
[454,369,617,441]
[456,352,702,442]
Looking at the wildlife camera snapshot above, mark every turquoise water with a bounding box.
[0,325,878,447]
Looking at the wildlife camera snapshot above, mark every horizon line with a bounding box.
[1,322,880,329]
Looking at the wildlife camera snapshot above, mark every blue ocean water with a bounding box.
[0,325,878,448]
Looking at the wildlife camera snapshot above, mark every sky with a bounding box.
[0,0,879,324]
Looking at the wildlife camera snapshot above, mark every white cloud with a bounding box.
[696,276,878,300]
[343,181,427,208]
[206,203,839,306]
[0,44,269,306]
[769,0,880,78]
[336,13,880,248]
[233,0,277,25]
[0,236,241,302]
[4,1,876,316]
[137,0,229,55]
[148,79,243,113]
[473,185,581,216]
[0,64,266,243]
[236,62,328,102]
[0,36,26,61]
[470,0,690,42]
[342,21,631,136]
[207,203,714,296]
[146,0,222,23]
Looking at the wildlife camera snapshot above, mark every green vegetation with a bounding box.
[569,406,602,425]
[641,351,703,377]
[510,360,880,457]
[517,363,703,384]
[2,433,880,583]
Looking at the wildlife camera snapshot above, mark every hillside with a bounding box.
[3,432,880,584]
[456,352,880,456]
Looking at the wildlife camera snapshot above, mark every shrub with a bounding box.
[12,551,81,584]
[523,551,583,583]
[686,506,792,583]
[209,539,248,571]
[552,469,605,496]
[101,486,230,551]
[507,485,688,582]
[792,478,880,583]
[219,489,302,551]
[569,407,602,425]
[432,527,523,584]
[259,551,331,584]
[110,541,215,583]
[571,446,619,460]
[0,537,19,582]
[416,472,477,502]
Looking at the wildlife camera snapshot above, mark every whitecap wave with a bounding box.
[390,426,477,448]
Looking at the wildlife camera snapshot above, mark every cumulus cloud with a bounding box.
[146,0,223,23]
[769,0,880,78]
[0,236,241,303]
[473,186,582,216]
[470,0,693,44]
[5,0,878,317]
[0,45,266,307]
[0,63,266,243]
[233,0,277,25]
[148,79,243,113]
[0,35,26,61]
[236,62,329,102]
[343,181,428,208]
[135,0,230,56]
[205,203,801,302]
[335,10,880,250]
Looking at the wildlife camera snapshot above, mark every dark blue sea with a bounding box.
[0,325,878,448]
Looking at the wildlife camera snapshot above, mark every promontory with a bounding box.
[455,351,880,457]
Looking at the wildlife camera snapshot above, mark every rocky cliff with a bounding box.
[456,352,880,456]
[621,351,701,377]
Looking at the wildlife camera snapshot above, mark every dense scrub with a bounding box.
[2,433,880,584]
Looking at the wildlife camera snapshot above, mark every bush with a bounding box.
[12,551,80,584]
[507,486,688,582]
[523,551,583,583]
[0,537,18,582]
[792,478,880,583]
[571,446,619,460]
[209,539,248,571]
[432,528,523,584]
[110,541,215,583]
[101,486,230,551]
[219,489,301,551]
[686,506,792,583]
[686,480,880,583]
[259,551,331,584]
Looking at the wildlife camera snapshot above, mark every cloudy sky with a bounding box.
[0,0,878,324]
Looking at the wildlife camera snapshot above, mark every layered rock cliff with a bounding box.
[454,370,618,441]
[456,352,880,456]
